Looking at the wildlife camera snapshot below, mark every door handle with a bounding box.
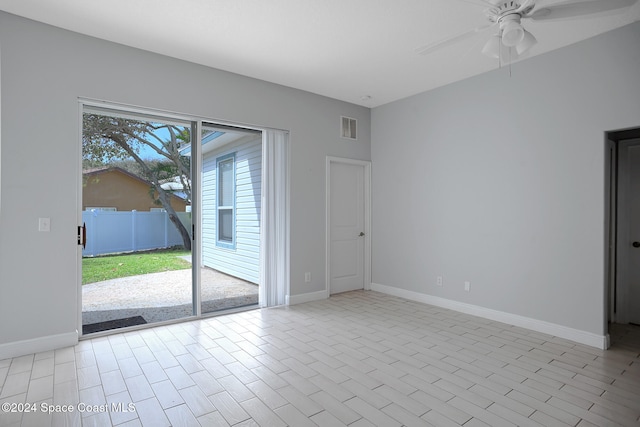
[633,241,640,248]
[359,231,365,237]
[78,222,87,249]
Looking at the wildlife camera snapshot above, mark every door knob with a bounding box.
[633,241,640,248]
[359,232,365,237]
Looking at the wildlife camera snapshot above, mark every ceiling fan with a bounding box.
[416,0,639,60]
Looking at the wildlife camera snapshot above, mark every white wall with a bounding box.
[0,12,370,357]
[371,22,640,341]
[202,136,262,283]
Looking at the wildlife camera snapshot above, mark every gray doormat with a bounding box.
[83,315,147,335]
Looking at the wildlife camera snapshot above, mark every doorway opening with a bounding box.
[79,102,289,336]
[198,123,263,315]
[606,126,640,350]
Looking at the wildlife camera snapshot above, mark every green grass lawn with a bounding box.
[83,248,191,285]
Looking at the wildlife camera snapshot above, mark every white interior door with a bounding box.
[328,159,367,295]
[617,138,640,324]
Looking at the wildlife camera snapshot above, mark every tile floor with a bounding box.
[1,290,639,427]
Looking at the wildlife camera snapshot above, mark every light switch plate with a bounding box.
[39,217,51,232]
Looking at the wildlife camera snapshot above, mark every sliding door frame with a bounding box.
[78,98,290,336]
[191,120,202,318]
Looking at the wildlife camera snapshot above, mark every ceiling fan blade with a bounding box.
[415,24,495,56]
[516,0,537,15]
[529,0,638,21]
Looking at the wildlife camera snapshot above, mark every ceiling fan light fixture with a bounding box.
[482,34,501,59]
[501,20,525,47]
[516,29,537,55]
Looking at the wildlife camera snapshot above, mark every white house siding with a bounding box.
[202,136,262,284]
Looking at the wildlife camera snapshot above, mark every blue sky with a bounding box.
[135,125,190,161]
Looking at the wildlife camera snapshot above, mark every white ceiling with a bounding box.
[1,0,638,107]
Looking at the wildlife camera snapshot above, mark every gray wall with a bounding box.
[371,22,640,336]
[0,12,370,350]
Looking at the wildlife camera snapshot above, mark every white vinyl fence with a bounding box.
[82,210,192,257]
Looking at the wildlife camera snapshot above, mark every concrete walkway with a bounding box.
[82,268,258,325]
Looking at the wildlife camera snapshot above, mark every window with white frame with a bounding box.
[217,153,236,249]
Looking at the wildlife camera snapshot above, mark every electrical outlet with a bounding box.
[305,272,311,283]
[464,281,470,292]
[437,276,443,286]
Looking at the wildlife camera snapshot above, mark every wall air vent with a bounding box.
[341,116,357,140]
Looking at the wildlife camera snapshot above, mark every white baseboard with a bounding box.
[370,283,609,350]
[287,290,328,305]
[0,331,78,360]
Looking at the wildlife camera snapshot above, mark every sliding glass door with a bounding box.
[79,102,288,335]
[198,124,261,314]
[81,105,194,334]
